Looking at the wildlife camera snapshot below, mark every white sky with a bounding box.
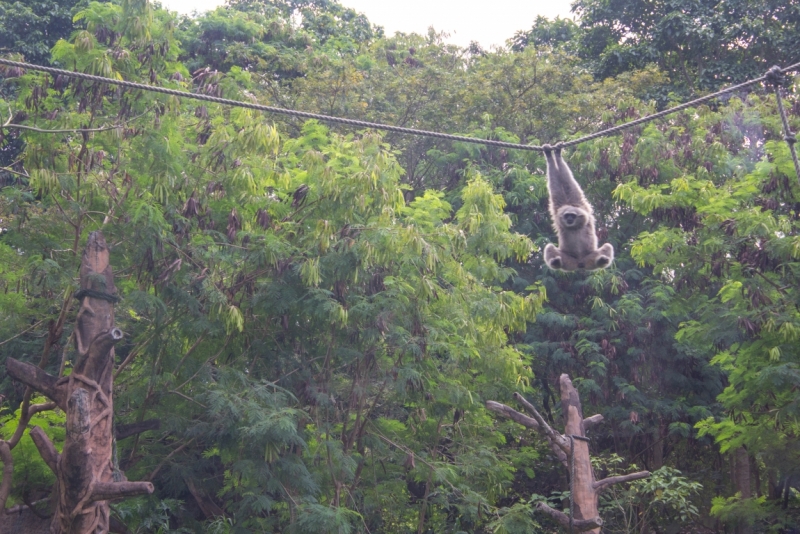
[158,0,576,49]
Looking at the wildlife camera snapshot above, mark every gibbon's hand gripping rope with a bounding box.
[0,57,798,160]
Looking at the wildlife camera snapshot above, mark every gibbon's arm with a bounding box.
[544,145,587,210]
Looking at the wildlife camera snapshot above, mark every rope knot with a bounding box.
[765,65,786,87]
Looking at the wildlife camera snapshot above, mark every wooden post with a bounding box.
[4,232,154,533]
[487,374,650,533]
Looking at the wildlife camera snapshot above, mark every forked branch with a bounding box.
[512,392,570,453]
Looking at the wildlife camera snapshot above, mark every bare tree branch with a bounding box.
[29,427,59,474]
[145,438,195,482]
[90,482,154,502]
[513,392,570,453]
[535,502,603,532]
[0,321,43,346]
[1,123,122,134]
[486,401,568,466]
[485,401,538,429]
[5,359,65,408]
[115,420,161,440]
[593,471,651,492]
[0,441,13,514]
[583,414,604,430]
[3,400,57,449]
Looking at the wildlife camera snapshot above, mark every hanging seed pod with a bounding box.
[291,184,309,207]
[227,208,241,242]
[256,208,271,229]
[182,192,199,218]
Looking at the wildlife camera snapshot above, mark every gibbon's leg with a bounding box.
[594,243,614,269]
[581,243,615,270]
[545,244,581,271]
[544,243,562,270]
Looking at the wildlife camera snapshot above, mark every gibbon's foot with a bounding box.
[592,243,614,269]
[544,243,564,270]
[545,243,615,272]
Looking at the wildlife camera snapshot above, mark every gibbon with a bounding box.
[542,144,614,271]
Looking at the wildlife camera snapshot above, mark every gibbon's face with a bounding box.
[557,206,588,230]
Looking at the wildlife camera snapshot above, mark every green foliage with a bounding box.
[598,460,702,533]
[1,0,799,531]
[0,0,86,66]
[0,396,65,505]
[574,0,800,96]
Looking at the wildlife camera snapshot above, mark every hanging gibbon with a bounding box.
[542,144,613,271]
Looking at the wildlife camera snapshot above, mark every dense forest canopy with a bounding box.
[0,0,799,532]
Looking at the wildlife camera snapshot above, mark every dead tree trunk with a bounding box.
[487,374,650,533]
[4,232,154,533]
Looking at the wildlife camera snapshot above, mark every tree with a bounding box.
[614,90,800,529]
[0,0,86,66]
[574,0,800,94]
[487,374,650,532]
[0,1,547,531]
[4,232,153,533]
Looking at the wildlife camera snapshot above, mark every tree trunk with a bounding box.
[5,232,153,533]
[732,446,752,534]
[487,374,650,532]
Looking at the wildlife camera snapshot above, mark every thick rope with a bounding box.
[0,58,799,153]
[766,66,800,184]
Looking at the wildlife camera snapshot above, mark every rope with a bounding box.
[766,66,800,184]
[0,58,798,153]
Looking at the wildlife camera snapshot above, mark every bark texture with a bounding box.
[487,374,650,533]
[4,232,153,533]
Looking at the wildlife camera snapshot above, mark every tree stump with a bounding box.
[487,374,650,533]
[3,232,154,533]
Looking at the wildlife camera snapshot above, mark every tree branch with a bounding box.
[29,426,59,474]
[513,392,570,453]
[0,441,12,514]
[115,419,161,440]
[535,502,603,531]
[583,414,604,430]
[486,400,570,466]
[0,320,43,346]
[4,400,57,449]
[485,401,539,429]
[90,481,154,502]
[5,359,65,408]
[145,438,195,482]
[1,123,122,135]
[593,471,651,492]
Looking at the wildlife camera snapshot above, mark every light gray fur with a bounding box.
[543,144,613,271]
